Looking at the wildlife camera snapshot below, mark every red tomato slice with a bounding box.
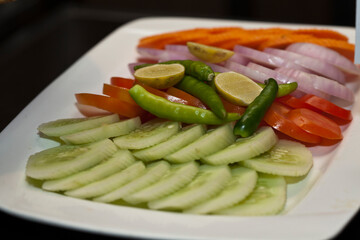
[300,94,352,121]
[287,108,343,140]
[136,83,191,106]
[110,77,135,89]
[264,102,322,144]
[276,95,316,110]
[75,93,146,118]
[220,97,246,115]
[75,103,112,117]
[136,58,159,64]
[166,87,207,109]
[102,84,137,105]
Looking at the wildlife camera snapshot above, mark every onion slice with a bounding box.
[276,67,354,103]
[224,53,250,66]
[137,47,198,61]
[245,62,325,98]
[164,44,189,52]
[264,47,346,84]
[286,42,360,76]
[233,45,308,71]
[128,62,146,75]
[206,62,231,73]
[225,61,271,83]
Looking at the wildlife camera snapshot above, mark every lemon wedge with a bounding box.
[215,72,263,106]
[134,64,185,89]
[187,42,234,63]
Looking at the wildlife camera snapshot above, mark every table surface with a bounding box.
[0,2,359,239]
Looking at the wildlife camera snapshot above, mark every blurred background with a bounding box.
[0,0,357,239]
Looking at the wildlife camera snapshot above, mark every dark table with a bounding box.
[0,1,359,239]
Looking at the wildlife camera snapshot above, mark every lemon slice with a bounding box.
[215,72,263,106]
[187,42,234,63]
[134,63,185,89]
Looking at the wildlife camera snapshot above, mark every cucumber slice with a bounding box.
[215,173,287,216]
[26,139,117,180]
[113,119,180,149]
[202,126,278,165]
[124,161,199,205]
[241,139,313,177]
[132,124,206,162]
[60,117,141,145]
[64,161,145,199]
[184,167,257,214]
[42,149,136,191]
[148,165,231,210]
[94,161,171,203]
[164,123,236,163]
[38,114,120,137]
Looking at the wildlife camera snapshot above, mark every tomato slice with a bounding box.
[220,97,246,115]
[75,93,146,118]
[300,94,352,121]
[75,103,112,117]
[136,58,159,64]
[276,95,315,109]
[288,108,343,139]
[264,102,322,144]
[166,87,207,109]
[102,84,137,105]
[136,83,193,106]
[110,77,135,89]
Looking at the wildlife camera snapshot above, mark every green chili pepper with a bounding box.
[233,78,278,137]
[257,81,297,97]
[175,75,227,119]
[129,85,241,125]
[134,60,215,82]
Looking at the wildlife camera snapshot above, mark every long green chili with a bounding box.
[175,75,227,119]
[233,78,278,137]
[257,81,297,97]
[129,85,241,125]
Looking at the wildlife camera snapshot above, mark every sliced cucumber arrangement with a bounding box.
[164,123,236,163]
[60,117,141,145]
[113,119,180,149]
[65,161,146,199]
[26,139,117,180]
[42,149,136,191]
[202,126,278,165]
[132,124,206,162]
[184,166,258,214]
[94,161,171,203]
[240,139,313,177]
[148,165,232,210]
[38,114,120,137]
[123,161,199,205]
[215,173,287,216]
[26,114,316,216]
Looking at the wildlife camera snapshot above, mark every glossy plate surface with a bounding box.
[0,17,360,240]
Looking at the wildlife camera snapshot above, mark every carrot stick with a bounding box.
[293,28,349,41]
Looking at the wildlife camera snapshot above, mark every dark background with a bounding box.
[0,0,358,239]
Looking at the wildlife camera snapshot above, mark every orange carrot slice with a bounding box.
[218,34,276,50]
[138,28,209,49]
[247,27,294,35]
[257,34,317,50]
[293,28,349,41]
[195,29,247,46]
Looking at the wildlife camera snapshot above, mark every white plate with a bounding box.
[1,17,360,240]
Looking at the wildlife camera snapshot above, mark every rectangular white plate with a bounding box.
[1,17,360,240]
